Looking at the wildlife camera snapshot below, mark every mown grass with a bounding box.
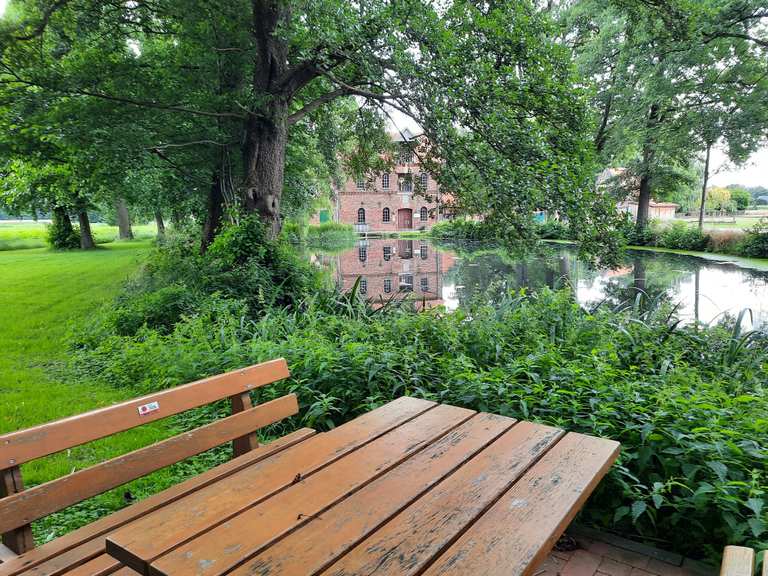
[0,242,177,541]
[0,221,158,251]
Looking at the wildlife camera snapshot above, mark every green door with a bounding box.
[319,209,330,223]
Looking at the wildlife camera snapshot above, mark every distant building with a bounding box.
[598,168,679,221]
[312,128,451,232]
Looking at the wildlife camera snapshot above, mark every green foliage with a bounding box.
[430,219,499,242]
[656,222,709,252]
[46,217,80,249]
[305,222,356,248]
[110,284,195,336]
[739,221,768,259]
[536,219,570,240]
[729,187,752,211]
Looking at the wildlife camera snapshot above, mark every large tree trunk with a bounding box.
[116,198,134,240]
[78,210,95,249]
[698,142,711,231]
[201,168,224,253]
[243,109,287,238]
[154,209,166,238]
[635,104,660,233]
[52,206,75,247]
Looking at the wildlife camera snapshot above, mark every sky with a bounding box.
[0,0,763,188]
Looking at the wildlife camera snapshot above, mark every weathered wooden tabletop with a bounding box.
[104,397,619,576]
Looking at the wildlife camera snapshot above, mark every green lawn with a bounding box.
[0,242,169,491]
[674,216,764,230]
[0,221,158,251]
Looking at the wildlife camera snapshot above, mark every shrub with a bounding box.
[535,219,569,240]
[430,219,497,242]
[279,220,307,243]
[110,284,196,336]
[737,220,768,258]
[707,229,744,254]
[305,222,356,247]
[657,221,709,251]
[46,219,81,249]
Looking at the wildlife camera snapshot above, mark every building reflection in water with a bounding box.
[331,238,457,308]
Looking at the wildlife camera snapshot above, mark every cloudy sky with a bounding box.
[0,0,764,188]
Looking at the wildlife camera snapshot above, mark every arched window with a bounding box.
[420,173,428,188]
[357,208,366,223]
[382,207,391,223]
[420,207,429,221]
[382,173,390,190]
[359,278,367,295]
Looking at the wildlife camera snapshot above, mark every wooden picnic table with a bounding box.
[98,397,619,576]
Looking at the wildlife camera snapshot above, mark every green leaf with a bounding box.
[631,501,647,522]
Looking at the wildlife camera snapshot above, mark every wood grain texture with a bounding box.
[320,421,565,576]
[58,554,117,576]
[232,413,517,576]
[0,543,17,563]
[420,432,620,576]
[0,395,298,533]
[1,468,33,554]
[145,404,475,576]
[720,546,755,576]
[105,396,436,575]
[0,359,290,468]
[0,429,315,576]
[230,393,260,457]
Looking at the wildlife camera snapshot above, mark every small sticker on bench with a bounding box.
[138,401,160,416]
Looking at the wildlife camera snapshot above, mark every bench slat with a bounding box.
[317,421,565,576]
[143,404,475,576]
[0,395,298,534]
[231,413,519,576]
[420,433,620,576]
[0,429,315,576]
[0,359,289,468]
[104,397,438,575]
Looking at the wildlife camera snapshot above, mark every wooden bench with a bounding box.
[0,358,308,575]
[720,546,767,576]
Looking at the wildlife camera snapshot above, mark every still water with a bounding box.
[311,238,768,329]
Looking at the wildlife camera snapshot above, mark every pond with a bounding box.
[311,238,768,329]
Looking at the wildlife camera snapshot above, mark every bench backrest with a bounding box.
[0,359,297,555]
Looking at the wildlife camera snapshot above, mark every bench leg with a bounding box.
[230,392,260,457]
[1,467,34,554]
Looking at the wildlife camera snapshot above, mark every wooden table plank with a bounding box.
[229,413,522,576]
[105,397,442,575]
[318,421,566,576]
[56,554,116,576]
[420,432,621,576]
[133,404,476,576]
[0,430,316,576]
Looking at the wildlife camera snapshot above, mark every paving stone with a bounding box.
[599,557,634,576]
[562,550,604,576]
[589,540,652,569]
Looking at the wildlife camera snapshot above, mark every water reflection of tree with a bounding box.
[444,246,585,307]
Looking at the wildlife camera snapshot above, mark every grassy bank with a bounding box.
[0,221,158,251]
[0,242,173,540]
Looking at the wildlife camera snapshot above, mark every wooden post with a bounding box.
[230,393,260,457]
[1,467,34,554]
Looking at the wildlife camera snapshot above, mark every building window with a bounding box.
[356,177,365,191]
[400,274,413,292]
[420,173,428,188]
[420,277,429,292]
[399,147,413,164]
[359,278,367,295]
[420,244,428,259]
[357,208,366,223]
[383,246,392,261]
[382,173,390,189]
[399,177,412,194]
[420,207,429,221]
[384,278,392,293]
[382,207,391,223]
[358,245,367,262]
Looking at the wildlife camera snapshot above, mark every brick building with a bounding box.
[312,129,449,232]
[331,238,456,308]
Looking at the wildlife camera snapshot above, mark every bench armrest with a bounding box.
[721,546,755,576]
